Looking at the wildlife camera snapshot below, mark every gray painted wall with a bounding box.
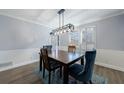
[0,15,51,50]
[79,14,124,51]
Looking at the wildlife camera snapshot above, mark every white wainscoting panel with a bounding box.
[95,49,124,72]
[0,48,124,72]
[0,48,39,71]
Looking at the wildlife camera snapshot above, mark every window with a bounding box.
[69,31,81,45]
[50,26,96,51]
[59,33,69,46]
[81,26,96,51]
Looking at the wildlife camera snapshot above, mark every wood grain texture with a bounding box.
[47,50,84,83]
[48,50,84,65]
[94,65,124,84]
[0,62,43,84]
[0,62,123,84]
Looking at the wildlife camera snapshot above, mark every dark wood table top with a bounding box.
[48,50,84,65]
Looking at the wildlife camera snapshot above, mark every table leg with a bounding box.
[81,56,84,65]
[63,65,69,84]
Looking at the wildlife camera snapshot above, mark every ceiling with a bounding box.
[0,9,124,28]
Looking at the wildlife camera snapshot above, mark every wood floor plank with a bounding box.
[0,62,123,84]
[94,65,124,84]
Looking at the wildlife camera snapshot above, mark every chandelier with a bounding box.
[50,9,74,35]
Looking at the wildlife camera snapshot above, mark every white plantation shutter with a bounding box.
[69,31,81,45]
[51,35,58,47]
[59,33,69,46]
[86,27,96,50]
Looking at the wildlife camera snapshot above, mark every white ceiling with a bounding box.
[0,9,124,28]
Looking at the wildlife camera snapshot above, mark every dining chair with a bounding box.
[68,45,84,65]
[40,48,62,83]
[69,50,96,84]
[68,45,76,53]
[39,45,52,72]
[43,45,52,53]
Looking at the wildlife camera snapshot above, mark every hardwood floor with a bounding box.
[94,65,124,84]
[0,62,43,84]
[0,62,123,84]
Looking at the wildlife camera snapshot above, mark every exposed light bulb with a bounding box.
[68,29,71,32]
[60,31,63,34]
[57,31,59,35]
[52,23,74,35]
[63,30,66,33]
[54,32,56,35]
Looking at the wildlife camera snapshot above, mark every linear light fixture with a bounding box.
[50,9,74,35]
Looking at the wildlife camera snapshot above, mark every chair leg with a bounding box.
[53,70,55,73]
[43,67,45,78]
[83,81,89,84]
[60,66,62,78]
[49,72,51,84]
[89,80,93,84]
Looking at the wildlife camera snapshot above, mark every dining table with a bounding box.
[39,49,84,84]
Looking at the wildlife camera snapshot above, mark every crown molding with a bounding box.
[0,10,124,29]
[78,11,124,27]
[0,13,53,29]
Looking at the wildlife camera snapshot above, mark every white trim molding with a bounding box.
[0,48,124,72]
[0,10,124,29]
[95,62,124,72]
[0,48,40,72]
[95,49,124,72]
[79,11,124,26]
[0,60,38,72]
[0,13,53,29]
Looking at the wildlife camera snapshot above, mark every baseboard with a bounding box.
[95,62,124,72]
[0,59,39,72]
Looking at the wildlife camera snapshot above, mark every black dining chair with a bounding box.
[39,45,52,71]
[40,48,62,84]
[69,50,96,84]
